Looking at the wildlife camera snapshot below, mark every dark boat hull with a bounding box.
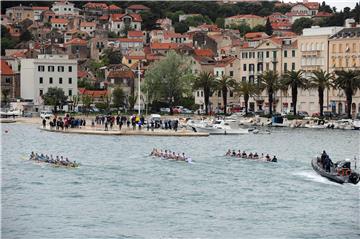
[311,158,349,184]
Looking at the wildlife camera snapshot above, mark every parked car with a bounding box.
[40,111,53,119]
[182,108,193,114]
[196,109,205,115]
[160,107,170,113]
[172,106,183,114]
[298,111,309,117]
[323,111,334,118]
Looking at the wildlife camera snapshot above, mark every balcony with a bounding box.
[271,58,278,63]
[257,57,264,62]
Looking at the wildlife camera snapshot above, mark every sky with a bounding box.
[283,0,358,11]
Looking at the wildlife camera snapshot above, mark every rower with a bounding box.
[249,152,253,159]
[254,152,259,158]
[225,149,231,156]
[30,152,35,158]
[242,151,247,158]
[236,150,241,157]
[265,154,271,161]
[232,150,236,157]
[272,156,277,162]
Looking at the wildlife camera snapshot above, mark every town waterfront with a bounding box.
[2,124,359,238]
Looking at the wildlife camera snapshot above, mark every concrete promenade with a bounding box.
[40,126,209,137]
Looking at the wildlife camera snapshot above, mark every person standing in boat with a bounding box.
[321,150,327,168]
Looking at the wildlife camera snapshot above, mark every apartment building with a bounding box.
[20,55,78,103]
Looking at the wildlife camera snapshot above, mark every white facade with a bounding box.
[20,55,78,102]
[51,1,79,16]
[110,16,141,36]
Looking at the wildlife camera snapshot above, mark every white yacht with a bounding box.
[193,119,249,135]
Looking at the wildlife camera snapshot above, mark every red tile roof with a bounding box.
[108,70,135,78]
[128,31,144,37]
[127,4,150,10]
[1,60,14,75]
[32,6,49,11]
[194,49,214,57]
[79,88,108,97]
[51,18,68,24]
[10,51,27,58]
[245,32,269,40]
[271,22,292,30]
[99,15,109,20]
[150,42,179,50]
[78,70,88,78]
[84,2,108,9]
[108,4,121,10]
[80,22,96,27]
[117,38,143,43]
[315,11,332,17]
[111,13,142,22]
[304,2,319,10]
[65,38,88,45]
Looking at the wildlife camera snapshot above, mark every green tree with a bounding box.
[319,1,333,13]
[215,17,225,28]
[333,70,360,119]
[81,94,93,115]
[192,71,217,115]
[174,22,189,33]
[108,31,118,38]
[281,70,308,115]
[1,89,11,107]
[20,30,32,42]
[292,17,314,35]
[127,94,137,111]
[184,15,212,27]
[88,60,105,80]
[42,87,67,113]
[258,70,280,116]
[252,25,266,32]
[144,51,193,114]
[101,48,122,65]
[121,22,133,37]
[237,23,252,36]
[215,75,236,115]
[265,17,273,36]
[235,81,258,115]
[112,87,126,110]
[308,70,334,117]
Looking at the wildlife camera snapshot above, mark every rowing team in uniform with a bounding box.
[150,148,192,163]
[29,152,79,168]
[225,149,277,162]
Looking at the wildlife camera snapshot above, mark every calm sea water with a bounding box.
[1,124,359,239]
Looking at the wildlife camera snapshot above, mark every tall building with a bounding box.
[20,55,78,104]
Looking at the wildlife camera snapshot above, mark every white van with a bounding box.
[40,111,53,119]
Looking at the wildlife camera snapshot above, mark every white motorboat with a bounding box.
[334,119,354,130]
[304,119,329,129]
[353,119,360,130]
[193,119,249,135]
[268,116,289,127]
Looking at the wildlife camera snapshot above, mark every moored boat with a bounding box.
[311,157,359,184]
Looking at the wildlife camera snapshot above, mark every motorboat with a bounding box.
[192,119,249,135]
[311,157,359,184]
[354,119,360,130]
[304,119,329,129]
[334,119,354,130]
[267,115,289,127]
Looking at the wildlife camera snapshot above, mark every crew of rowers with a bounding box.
[225,149,278,162]
[29,152,79,167]
[150,148,192,163]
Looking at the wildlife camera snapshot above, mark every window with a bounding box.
[273,51,277,59]
[58,66,64,72]
[216,71,219,76]
[49,77,53,84]
[292,50,295,57]
[243,64,247,71]
[68,78,72,84]
[197,91,200,97]
[229,71,234,77]
[284,63,288,72]
[266,51,269,58]
[292,63,295,71]
[284,50,288,58]
[5,77,11,83]
[68,66,72,72]
[48,66,55,72]
[38,65,45,72]
[201,91,203,97]
[39,89,43,96]
[68,89,72,96]
[242,76,246,82]
[39,77,43,84]
[218,91,221,97]
[59,77,63,84]
[229,91,233,97]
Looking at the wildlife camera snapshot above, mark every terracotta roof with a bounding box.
[65,38,87,45]
[150,42,179,50]
[84,2,108,9]
[245,32,269,40]
[194,49,214,57]
[1,60,14,75]
[124,55,146,60]
[215,57,237,67]
[304,2,319,10]
[269,37,283,45]
[99,15,109,20]
[227,14,263,19]
[79,88,108,97]
[111,13,142,22]
[51,18,68,24]
[108,70,135,78]
[164,31,186,39]
[78,70,87,78]
[146,53,164,61]
[80,22,96,27]
[128,31,144,37]
[117,38,143,43]
[108,4,121,10]
[271,22,292,30]
[127,4,150,10]
[315,11,332,17]
[32,6,49,11]
[11,51,27,58]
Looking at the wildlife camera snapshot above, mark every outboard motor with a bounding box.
[349,172,360,184]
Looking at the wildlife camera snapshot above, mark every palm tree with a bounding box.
[282,70,308,115]
[235,81,258,115]
[308,70,334,117]
[333,70,360,119]
[258,70,279,116]
[215,75,236,115]
[192,72,216,115]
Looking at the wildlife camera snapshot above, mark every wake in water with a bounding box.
[294,171,341,185]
